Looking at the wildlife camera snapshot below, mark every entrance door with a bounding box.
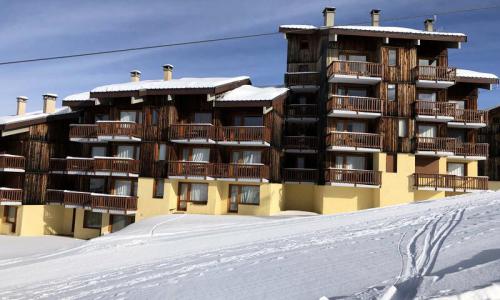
[178,183,188,211]
[228,185,239,213]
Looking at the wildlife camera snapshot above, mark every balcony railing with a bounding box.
[284,72,320,86]
[415,137,457,154]
[415,101,455,117]
[325,169,382,186]
[414,173,488,191]
[50,157,140,175]
[327,95,383,113]
[327,60,383,78]
[326,132,383,150]
[70,122,142,139]
[454,143,489,158]
[412,66,457,82]
[45,189,137,212]
[217,126,271,143]
[283,136,319,151]
[0,188,23,203]
[453,109,488,124]
[0,154,25,170]
[282,168,318,183]
[169,124,216,141]
[286,104,318,118]
[168,161,269,180]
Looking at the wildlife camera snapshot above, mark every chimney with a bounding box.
[370,9,381,27]
[16,96,28,116]
[130,70,141,82]
[424,18,434,32]
[163,64,174,81]
[43,94,57,114]
[323,7,336,27]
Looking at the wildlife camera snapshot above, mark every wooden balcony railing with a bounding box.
[216,163,269,180]
[327,60,383,78]
[50,157,140,174]
[45,189,65,204]
[283,136,319,150]
[414,173,488,191]
[325,169,382,186]
[286,104,318,118]
[412,66,457,82]
[414,101,456,117]
[91,194,137,212]
[168,161,215,177]
[70,122,142,139]
[415,137,457,153]
[282,168,318,182]
[327,95,383,113]
[0,188,23,203]
[455,143,489,158]
[217,126,271,143]
[284,72,320,86]
[169,124,216,141]
[326,132,383,149]
[64,191,92,207]
[0,154,25,170]
[453,109,488,124]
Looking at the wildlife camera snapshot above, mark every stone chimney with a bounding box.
[371,9,381,27]
[43,94,57,114]
[323,7,336,27]
[424,18,434,32]
[163,64,173,81]
[130,70,141,82]
[16,96,28,116]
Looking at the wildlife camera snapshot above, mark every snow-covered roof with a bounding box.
[91,76,250,93]
[456,69,498,80]
[0,107,72,126]
[63,92,96,102]
[279,25,318,30]
[217,85,288,102]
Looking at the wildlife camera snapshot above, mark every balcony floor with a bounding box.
[328,74,381,85]
[415,115,454,123]
[415,80,455,89]
[326,146,381,153]
[328,110,381,119]
[447,122,487,129]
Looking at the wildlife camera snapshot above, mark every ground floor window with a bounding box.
[229,185,260,212]
[178,183,209,211]
[3,206,17,233]
[83,211,102,229]
[110,215,135,233]
[153,179,165,198]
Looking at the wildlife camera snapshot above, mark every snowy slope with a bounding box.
[1,191,500,299]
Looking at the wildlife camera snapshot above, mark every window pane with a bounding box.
[388,84,396,101]
[84,211,102,229]
[349,55,367,62]
[418,125,437,137]
[418,92,436,101]
[243,116,263,126]
[190,184,208,203]
[192,148,210,162]
[89,178,106,193]
[194,112,212,124]
[388,49,397,66]
[154,179,164,198]
[398,119,408,138]
[346,156,365,170]
[117,146,134,159]
[297,157,305,169]
[158,144,167,161]
[182,148,190,161]
[95,114,109,122]
[114,180,132,196]
[231,152,241,163]
[448,163,465,176]
[350,122,366,133]
[347,89,367,97]
[242,151,261,164]
[6,206,16,223]
[240,186,260,205]
[91,146,106,157]
[152,110,159,125]
[335,156,344,168]
[120,111,136,122]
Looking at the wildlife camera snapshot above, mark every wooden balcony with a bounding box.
[217,126,271,146]
[327,61,382,85]
[286,104,318,120]
[50,157,140,177]
[327,95,383,118]
[325,169,381,188]
[168,161,269,181]
[169,124,216,143]
[70,121,142,142]
[283,136,318,153]
[414,101,455,122]
[452,143,489,160]
[284,72,320,87]
[0,154,25,172]
[326,132,382,152]
[415,137,457,156]
[414,173,488,192]
[45,189,137,214]
[449,109,488,128]
[0,187,23,205]
[412,66,456,88]
[282,168,318,183]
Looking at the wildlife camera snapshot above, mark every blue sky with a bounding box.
[0,0,499,114]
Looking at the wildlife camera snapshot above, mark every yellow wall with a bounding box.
[136,178,176,221]
[283,184,315,212]
[73,209,102,240]
[373,153,415,207]
[0,205,74,236]
[318,185,374,214]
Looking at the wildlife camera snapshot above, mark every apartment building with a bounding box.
[479,105,500,184]
[279,8,498,214]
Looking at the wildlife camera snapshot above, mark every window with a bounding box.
[157,144,167,161]
[418,125,437,138]
[387,84,397,101]
[120,111,139,123]
[95,114,109,122]
[110,215,134,233]
[337,87,368,97]
[193,112,212,124]
[91,146,107,157]
[4,206,17,224]
[116,145,135,159]
[229,185,260,207]
[299,40,309,50]
[231,150,262,164]
[89,178,106,193]
[83,211,102,229]
[153,179,165,198]
[234,116,263,126]
[297,157,305,169]
[178,183,209,209]
[151,109,159,125]
[448,163,466,176]
[114,180,132,196]
[398,119,408,138]
[388,49,398,66]
[417,91,437,102]
[298,64,309,72]
[334,155,366,170]
[449,100,466,109]
[182,148,210,162]
[419,58,437,66]
[386,154,398,173]
[335,120,366,133]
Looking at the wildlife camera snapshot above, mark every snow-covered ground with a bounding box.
[1,191,500,299]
